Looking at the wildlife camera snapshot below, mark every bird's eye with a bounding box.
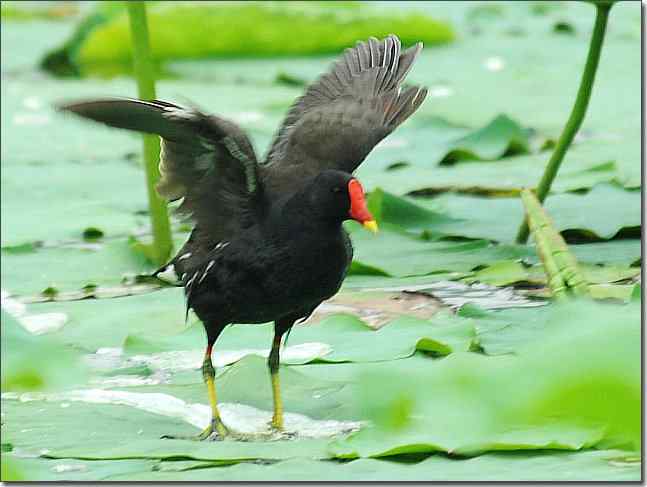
[331,187,342,194]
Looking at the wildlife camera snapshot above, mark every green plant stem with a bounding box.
[516,3,612,244]
[127,1,173,264]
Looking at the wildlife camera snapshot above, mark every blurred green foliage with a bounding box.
[41,1,454,77]
[335,299,640,457]
[1,311,85,391]
[0,1,78,22]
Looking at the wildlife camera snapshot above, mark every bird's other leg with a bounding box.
[269,333,284,430]
[269,319,293,431]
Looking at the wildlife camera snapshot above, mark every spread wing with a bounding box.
[265,34,427,175]
[58,98,263,241]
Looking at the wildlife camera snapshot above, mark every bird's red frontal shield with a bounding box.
[348,179,378,233]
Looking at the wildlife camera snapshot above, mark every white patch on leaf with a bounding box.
[413,281,544,309]
[82,342,332,388]
[23,96,43,110]
[128,341,332,372]
[51,464,88,474]
[13,113,50,126]
[20,313,67,335]
[429,85,454,98]
[1,289,26,316]
[1,289,67,334]
[484,56,505,72]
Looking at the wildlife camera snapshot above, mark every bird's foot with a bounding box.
[161,418,230,441]
[268,417,297,440]
[271,414,283,431]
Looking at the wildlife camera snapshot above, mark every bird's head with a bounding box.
[306,170,378,233]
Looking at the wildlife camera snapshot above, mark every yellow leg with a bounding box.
[202,348,229,438]
[162,345,229,440]
[271,371,284,429]
[194,377,228,439]
[268,334,284,430]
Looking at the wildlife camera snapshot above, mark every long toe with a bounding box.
[267,421,297,440]
[162,419,230,441]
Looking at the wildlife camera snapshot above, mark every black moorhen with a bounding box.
[59,34,427,440]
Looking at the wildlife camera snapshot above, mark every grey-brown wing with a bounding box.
[58,98,262,242]
[264,35,427,174]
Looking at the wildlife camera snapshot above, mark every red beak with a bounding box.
[348,179,378,233]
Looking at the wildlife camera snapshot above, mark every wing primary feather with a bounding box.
[385,86,428,127]
[393,42,424,88]
[377,36,395,93]
[264,34,426,172]
[357,40,370,71]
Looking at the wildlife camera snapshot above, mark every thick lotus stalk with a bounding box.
[127,1,173,264]
[516,2,613,243]
[521,189,589,299]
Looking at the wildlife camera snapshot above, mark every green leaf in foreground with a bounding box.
[332,299,640,457]
[6,350,638,480]
[0,399,332,462]
[73,450,642,481]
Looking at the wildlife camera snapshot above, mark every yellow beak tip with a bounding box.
[363,220,379,234]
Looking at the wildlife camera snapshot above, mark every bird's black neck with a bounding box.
[269,189,344,238]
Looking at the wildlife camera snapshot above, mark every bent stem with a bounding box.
[521,189,589,299]
[127,1,173,264]
[516,2,612,244]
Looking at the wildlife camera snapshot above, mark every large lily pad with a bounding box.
[0,398,332,461]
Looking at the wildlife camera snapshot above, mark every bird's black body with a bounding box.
[184,171,355,338]
[59,34,427,437]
